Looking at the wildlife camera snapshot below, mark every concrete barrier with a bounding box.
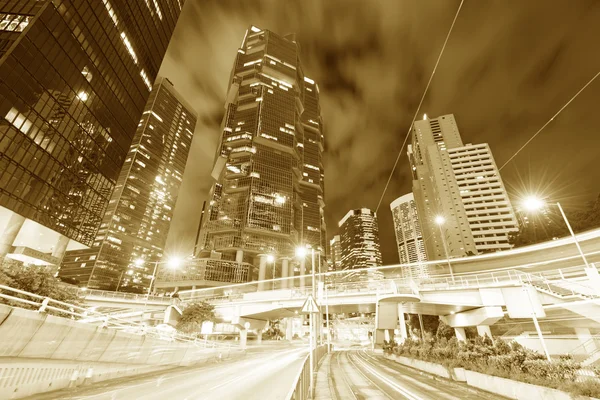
[0,304,245,399]
[464,370,573,400]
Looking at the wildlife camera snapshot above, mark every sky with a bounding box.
[162,0,600,264]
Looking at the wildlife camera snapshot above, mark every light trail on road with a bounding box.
[22,347,307,400]
[319,350,503,400]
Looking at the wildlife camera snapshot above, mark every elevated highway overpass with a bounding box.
[69,229,600,361]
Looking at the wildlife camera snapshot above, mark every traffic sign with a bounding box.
[300,295,319,314]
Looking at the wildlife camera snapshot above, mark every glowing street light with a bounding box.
[435,215,446,225]
[521,196,590,268]
[167,257,181,269]
[266,254,275,263]
[522,196,545,212]
[134,258,144,267]
[295,247,307,258]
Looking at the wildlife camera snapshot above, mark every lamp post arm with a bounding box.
[556,202,590,268]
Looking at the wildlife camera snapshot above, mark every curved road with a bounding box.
[24,346,307,400]
[318,350,503,400]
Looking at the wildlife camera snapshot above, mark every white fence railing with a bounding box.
[0,284,234,349]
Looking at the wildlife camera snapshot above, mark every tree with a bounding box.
[0,266,80,312]
[263,319,283,340]
[176,302,216,334]
[408,314,440,338]
[436,320,455,340]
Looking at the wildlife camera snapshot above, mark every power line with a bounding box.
[499,70,600,171]
[375,0,465,214]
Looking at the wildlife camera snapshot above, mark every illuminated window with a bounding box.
[140,70,152,91]
[120,32,138,64]
[102,0,119,26]
[0,14,29,32]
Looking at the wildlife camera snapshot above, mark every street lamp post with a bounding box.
[523,285,552,362]
[138,257,181,316]
[522,197,591,268]
[435,216,454,280]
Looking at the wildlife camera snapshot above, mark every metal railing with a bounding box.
[570,336,600,360]
[0,284,234,349]
[287,345,327,400]
[80,288,174,303]
[177,264,598,307]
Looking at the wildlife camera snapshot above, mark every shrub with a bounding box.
[389,333,600,397]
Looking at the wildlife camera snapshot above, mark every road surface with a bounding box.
[24,346,307,400]
[317,350,503,399]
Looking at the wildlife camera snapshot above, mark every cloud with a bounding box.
[162,0,600,263]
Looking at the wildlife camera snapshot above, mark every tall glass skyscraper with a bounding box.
[390,193,428,278]
[199,26,326,285]
[338,208,382,278]
[0,1,185,269]
[60,78,196,292]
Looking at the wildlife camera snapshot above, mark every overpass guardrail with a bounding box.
[0,284,235,349]
[178,263,598,306]
[287,345,327,400]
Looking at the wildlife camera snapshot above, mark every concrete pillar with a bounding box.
[575,327,598,355]
[239,328,247,349]
[299,258,306,289]
[398,305,408,343]
[476,325,492,339]
[285,318,293,341]
[281,258,290,289]
[289,261,296,288]
[258,254,267,291]
[51,234,70,266]
[0,212,25,261]
[256,330,263,345]
[454,327,467,342]
[235,249,244,263]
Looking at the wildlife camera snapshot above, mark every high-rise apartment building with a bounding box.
[198,26,326,285]
[59,78,196,291]
[390,193,428,277]
[338,208,382,273]
[0,1,185,269]
[408,114,518,262]
[329,235,342,271]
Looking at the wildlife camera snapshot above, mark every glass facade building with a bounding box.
[329,235,342,271]
[59,78,196,292]
[0,1,185,266]
[390,193,428,278]
[338,208,382,280]
[198,26,326,284]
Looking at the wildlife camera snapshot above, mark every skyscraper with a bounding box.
[59,78,196,291]
[197,26,326,286]
[390,193,428,277]
[0,1,185,269]
[409,114,518,262]
[338,208,382,275]
[329,235,342,271]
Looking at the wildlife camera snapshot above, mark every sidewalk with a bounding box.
[314,353,331,400]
